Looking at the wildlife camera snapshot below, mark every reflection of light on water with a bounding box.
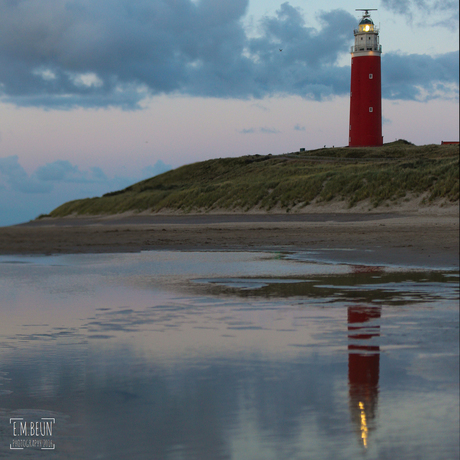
[348,305,381,450]
[358,401,368,448]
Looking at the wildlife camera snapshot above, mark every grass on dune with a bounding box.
[47,141,459,217]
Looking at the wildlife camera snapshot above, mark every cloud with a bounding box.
[260,127,280,134]
[0,1,354,107]
[382,51,459,100]
[0,156,171,193]
[0,1,457,109]
[140,160,173,180]
[0,156,173,225]
[35,160,83,182]
[294,124,306,131]
[380,0,459,23]
[239,127,280,134]
[251,103,270,112]
[34,160,111,183]
[382,117,392,125]
[0,156,52,193]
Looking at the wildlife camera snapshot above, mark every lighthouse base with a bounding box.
[349,137,383,148]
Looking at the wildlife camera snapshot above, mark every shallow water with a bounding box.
[0,251,458,459]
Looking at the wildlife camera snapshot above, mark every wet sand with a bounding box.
[1,211,458,268]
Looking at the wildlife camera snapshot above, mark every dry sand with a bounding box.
[0,204,458,269]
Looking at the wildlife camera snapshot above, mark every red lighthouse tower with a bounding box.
[349,10,383,147]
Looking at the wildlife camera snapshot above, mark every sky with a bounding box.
[0,0,458,226]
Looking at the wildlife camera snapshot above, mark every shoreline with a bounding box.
[1,211,458,269]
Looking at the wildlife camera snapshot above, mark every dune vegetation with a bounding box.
[46,140,459,218]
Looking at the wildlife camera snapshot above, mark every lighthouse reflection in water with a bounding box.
[348,305,381,449]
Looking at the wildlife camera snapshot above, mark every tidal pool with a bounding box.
[0,251,458,459]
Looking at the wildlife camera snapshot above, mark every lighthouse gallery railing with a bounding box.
[350,44,382,53]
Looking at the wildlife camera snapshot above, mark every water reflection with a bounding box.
[0,253,458,459]
[193,270,459,305]
[348,305,381,449]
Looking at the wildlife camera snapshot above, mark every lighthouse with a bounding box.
[349,9,383,147]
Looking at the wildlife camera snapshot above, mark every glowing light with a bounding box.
[359,401,369,448]
[364,25,370,32]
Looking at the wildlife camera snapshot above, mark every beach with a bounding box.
[1,207,459,459]
[1,207,458,268]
